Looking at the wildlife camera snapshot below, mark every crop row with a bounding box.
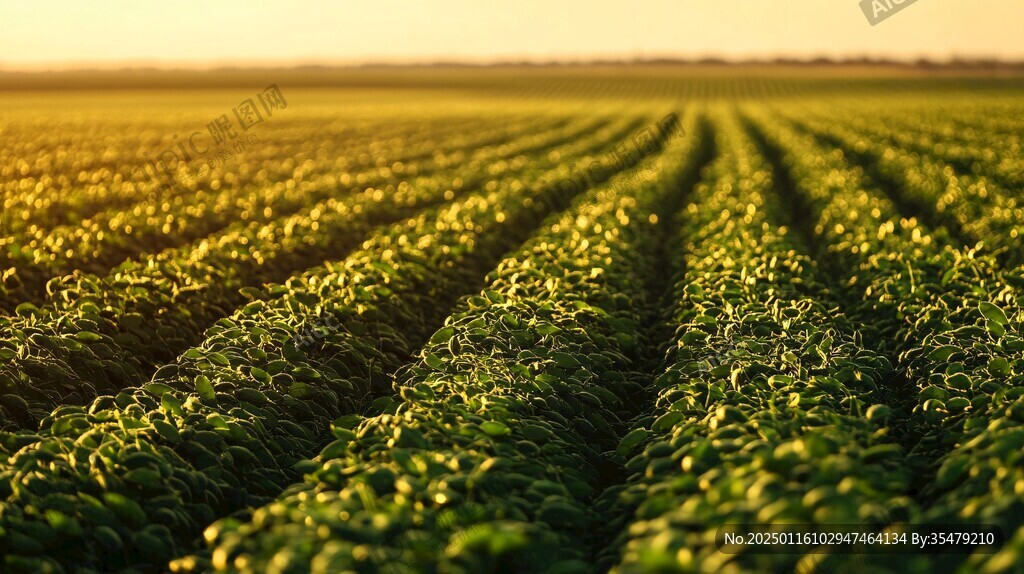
[0,110,665,572]
[822,101,1024,191]
[187,110,700,573]
[0,115,636,430]
[0,108,503,231]
[0,114,576,308]
[0,114,490,233]
[0,114,635,427]
[786,110,1024,264]
[749,107,1024,572]
[595,109,909,573]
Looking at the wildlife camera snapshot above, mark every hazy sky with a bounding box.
[1,0,1020,70]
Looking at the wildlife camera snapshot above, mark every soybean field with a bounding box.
[1,69,1024,573]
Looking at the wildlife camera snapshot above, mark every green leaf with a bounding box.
[946,397,971,412]
[587,386,619,405]
[371,261,397,276]
[988,321,1007,337]
[289,382,312,399]
[124,468,162,487]
[989,357,1011,376]
[521,424,553,441]
[941,267,957,286]
[862,443,902,463]
[480,421,510,437]
[74,331,104,343]
[161,393,183,416]
[250,367,272,385]
[207,352,231,367]
[920,386,950,401]
[617,428,648,456]
[195,376,215,400]
[429,326,456,345]
[206,413,229,429]
[535,323,562,336]
[332,427,357,442]
[936,457,970,489]
[0,348,15,361]
[681,330,708,345]
[332,414,362,430]
[551,352,580,369]
[293,459,318,474]
[142,382,174,398]
[685,283,704,299]
[652,411,683,433]
[239,286,264,300]
[371,395,397,414]
[103,493,146,528]
[927,345,960,362]
[152,419,180,443]
[293,367,321,379]
[319,439,349,459]
[946,373,972,390]
[980,302,1009,326]
[866,404,891,422]
[45,510,83,537]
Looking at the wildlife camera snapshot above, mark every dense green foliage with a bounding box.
[0,75,1022,573]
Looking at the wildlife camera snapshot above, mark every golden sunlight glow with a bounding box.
[0,0,1022,71]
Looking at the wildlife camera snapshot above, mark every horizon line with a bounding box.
[5,54,1024,74]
